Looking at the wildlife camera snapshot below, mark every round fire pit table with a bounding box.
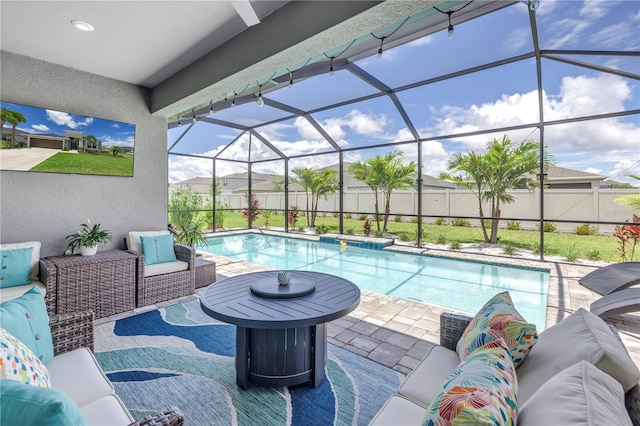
[200,270,360,389]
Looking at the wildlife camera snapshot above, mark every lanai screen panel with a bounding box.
[398,59,540,140]
[168,121,242,156]
[256,117,335,157]
[267,68,379,112]
[310,96,412,149]
[536,1,640,51]
[168,153,213,186]
[355,2,533,90]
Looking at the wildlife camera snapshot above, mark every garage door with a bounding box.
[30,138,63,149]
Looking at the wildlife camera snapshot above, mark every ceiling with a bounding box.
[1,1,507,121]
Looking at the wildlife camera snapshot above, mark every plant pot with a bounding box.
[79,245,97,256]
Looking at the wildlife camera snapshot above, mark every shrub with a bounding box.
[537,222,556,233]
[575,223,597,236]
[262,210,271,228]
[315,224,331,234]
[363,218,372,236]
[333,212,339,218]
[345,213,352,220]
[297,225,305,232]
[436,234,447,245]
[506,221,521,231]
[532,242,540,254]
[374,230,384,238]
[483,219,492,230]
[434,217,447,226]
[451,218,471,227]
[564,244,579,262]
[345,226,355,235]
[358,214,368,221]
[410,217,419,224]
[586,248,601,261]
[288,205,300,227]
[449,241,461,250]
[394,215,403,223]
[502,243,516,256]
[398,232,412,242]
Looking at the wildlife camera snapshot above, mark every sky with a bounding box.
[168,0,640,185]
[1,101,135,149]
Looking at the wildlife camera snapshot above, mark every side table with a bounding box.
[45,250,137,318]
[195,257,216,289]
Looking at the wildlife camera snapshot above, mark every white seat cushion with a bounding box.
[126,230,171,254]
[397,344,460,408]
[516,308,640,404]
[80,394,134,426]
[143,260,189,277]
[0,281,46,304]
[519,361,632,426]
[370,395,427,426]
[46,348,114,408]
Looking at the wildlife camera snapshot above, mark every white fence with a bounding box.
[208,188,637,234]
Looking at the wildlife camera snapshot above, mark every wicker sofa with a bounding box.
[125,231,195,307]
[0,241,184,425]
[371,309,639,425]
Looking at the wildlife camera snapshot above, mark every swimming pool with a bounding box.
[199,233,550,330]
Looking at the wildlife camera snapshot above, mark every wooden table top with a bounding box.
[200,270,361,329]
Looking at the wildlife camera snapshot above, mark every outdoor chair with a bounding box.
[125,231,195,307]
[590,288,640,332]
[579,262,640,295]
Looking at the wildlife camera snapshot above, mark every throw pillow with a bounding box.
[140,234,177,265]
[0,378,86,426]
[519,361,632,426]
[0,327,51,387]
[422,339,518,426]
[0,286,54,363]
[0,247,33,289]
[457,291,537,367]
[516,308,640,403]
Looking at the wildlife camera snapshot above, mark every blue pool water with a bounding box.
[199,233,550,330]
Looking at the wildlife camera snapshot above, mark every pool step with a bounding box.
[319,234,394,250]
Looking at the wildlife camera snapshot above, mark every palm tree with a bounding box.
[379,150,417,232]
[8,111,26,148]
[614,174,640,212]
[290,167,338,227]
[439,135,552,243]
[309,169,338,227]
[0,107,13,142]
[349,159,384,231]
[290,167,316,227]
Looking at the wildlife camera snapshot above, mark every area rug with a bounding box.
[94,299,404,426]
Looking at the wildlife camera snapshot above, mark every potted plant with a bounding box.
[172,219,208,250]
[66,220,113,256]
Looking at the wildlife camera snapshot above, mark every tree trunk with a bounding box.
[305,193,310,227]
[478,202,489,243]
[373,193,381,232]
[383,194,391,232]
[489,204,501,243]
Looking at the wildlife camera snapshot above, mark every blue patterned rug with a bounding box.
[94,299,404,426]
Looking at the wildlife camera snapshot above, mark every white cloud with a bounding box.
[46,110,93,129]
[584,167,603,174]
[579,0,611,19]
[31,124,50,132]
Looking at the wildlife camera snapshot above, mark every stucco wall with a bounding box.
[0,51,168,257]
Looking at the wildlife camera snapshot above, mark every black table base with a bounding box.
[236,324,327,389]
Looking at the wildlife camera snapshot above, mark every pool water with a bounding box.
[199,233,550,330]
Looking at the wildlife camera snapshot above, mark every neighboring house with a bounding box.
[169,177,213,195]
[538,165,607,189]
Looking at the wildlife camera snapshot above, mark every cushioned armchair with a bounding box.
[125,231,195,307]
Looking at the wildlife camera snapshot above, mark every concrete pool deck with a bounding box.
[192,230,639,374]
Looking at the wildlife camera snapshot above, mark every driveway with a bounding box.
[0,147,66,171]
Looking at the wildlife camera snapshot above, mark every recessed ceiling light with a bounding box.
[71,20,94,32]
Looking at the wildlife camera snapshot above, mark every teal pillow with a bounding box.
[0,286,54,363]
[0,247,33,289]
[0,379,86,426]
[140,234,177,265]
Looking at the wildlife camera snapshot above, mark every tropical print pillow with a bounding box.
[423,339,518,426]
[457,291,537,367]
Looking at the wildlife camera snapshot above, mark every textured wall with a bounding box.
[0,51,168,257]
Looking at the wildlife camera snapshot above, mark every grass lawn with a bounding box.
[204,210,624,263]
[30,152,133,176]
